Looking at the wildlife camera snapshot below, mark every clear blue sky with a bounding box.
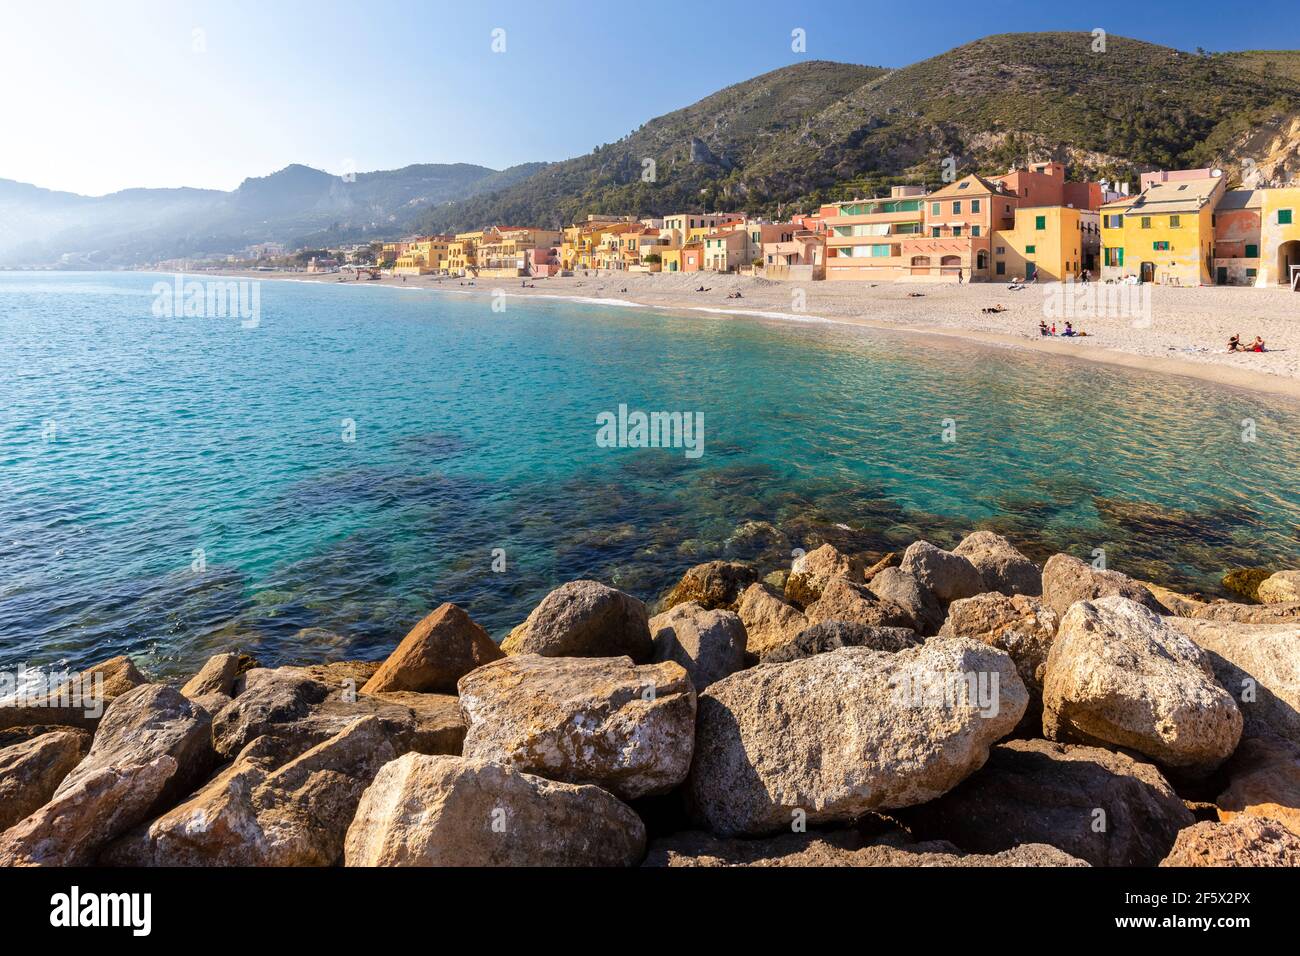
[4,0,1298,196]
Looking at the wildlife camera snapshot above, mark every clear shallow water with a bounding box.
[1,271,1297,677]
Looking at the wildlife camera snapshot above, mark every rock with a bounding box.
[643,830,1086,867]
[735,583,808,662]
[899,540,986,604]
[299,660,381,687]
[938,593,1059,699]
[1217,735,1300,837]
[0,730,91,832]
[1042,597,1241,772]
[687,640,1027,836]
[861,551,900,583]
[361,603,503,694]
[343,755,645,866]
[659,561,758,612]
[1222,568,1271,603]
[1190,600,1300,624]
[784,544,863,608]
[181,652,241,699]
[104,716,398,866]
[763,621,919,663]
[211,667,466,759]
[649,602,746,690]
[1258,571,1300,605]
[1170,618,1300,745]
[458,655,695,800]
[1160,817,1300,867]
[903,739,1194,866]
[804,577,916,631]
[0,655,147,732]
[56,684,215,817]
[953,531,1042,596]
[0,757,178,866]
[1040,553,1161,619]
[1138,581,1208,617]
[867,567,945,635]
[500,580,652,662]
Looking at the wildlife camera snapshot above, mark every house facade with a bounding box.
[1100,175,1226,285]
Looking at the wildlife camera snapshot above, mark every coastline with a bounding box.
[191,268,1300,401]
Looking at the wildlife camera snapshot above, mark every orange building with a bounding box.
[1212,189,1263,286]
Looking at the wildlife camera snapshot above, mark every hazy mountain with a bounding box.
[0,161,546,268]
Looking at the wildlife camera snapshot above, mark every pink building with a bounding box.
[1140,167,1218,190]
[525,246,561,277]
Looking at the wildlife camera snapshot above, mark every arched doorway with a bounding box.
[1278,240,1300,289]
[940,255,961,277]
[976,250,989,272]
[910,255,930,276]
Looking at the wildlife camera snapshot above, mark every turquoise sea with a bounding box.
[1,271,1297,677]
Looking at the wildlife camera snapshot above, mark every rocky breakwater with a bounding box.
[2,535,1298,868]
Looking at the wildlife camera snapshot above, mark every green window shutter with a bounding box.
[931,202,940,216]
[953,201,962,214]
[1279,209,1293,225]
[1246,244,1259,258]
[972,199,981,213]
[972,225,981,237]
[1035,215,1046,230]
[1025,245,1036,254]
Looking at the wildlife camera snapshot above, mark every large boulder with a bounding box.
[1169,617,1300,745]
[500,581,652,662]
[643,830,1085,867]
[899,541,986,604]
[938,593,1059,701]
[867,567,945,635]
[0,655,146,732]
[687,639,1027,836]
[804,577,916,631]
[1159,817,1300,867]
[344,755,645,866]
[1042,597,1241,772]
[1257,571,1300,606]
[784,544,863,608]
[361,603,503,694]
[763,621,919,663]
[180,652,241,699]
[953,531,1042,596]
[1040,553,1160,618]
[458,655,695,800]
[649,602,746,691]
[1222,568,1271,603]
[0,729,91,832]
[103,716,397,867]
[735,583,808,662]
[903,739,1194,866]
[1216,735,1300,838]
[211,666,465,759]
[659,560,758,612]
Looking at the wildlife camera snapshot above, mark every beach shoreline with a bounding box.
[197,268,1300,401]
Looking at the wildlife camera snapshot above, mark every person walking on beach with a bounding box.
[956,268,964,285]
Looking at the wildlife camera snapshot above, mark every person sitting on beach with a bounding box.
[981,304,1007,314]
[1250,336,1266,352]
[907,292,925,298]
[1062,321,1077,337]
[1228,334,1242,353]
[1039,320,1050,335]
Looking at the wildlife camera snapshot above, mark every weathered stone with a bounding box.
[763,621,919,663]
[735,583,808,662]
[1043,597,1241,772]
[1138,581,1208,617]
[1040,553,1160,618]
[500,580,652,662]
[1170,617,1300,746]
[299,660,381,687]
[643,830,1086,867]
[867,567,945,635]
[687,640,1027,836]
[900,540,986,604]
[804,577,916,631]
[1159,816,1300,867]
[649,602,746,691]
[458,655,694,800]
[1217,735,1300,837]
[104,716,398,866]
[659,560,758,612]
[903,739,1194,866]
[0,730,91,832]
[1190,600,1300,624]
[0,655,147,732]
[344,755,645,866]
[1222,568,1271,603]
[371,692,466,755]
[784,544,863,608]
[939,593,1059,699]
[953,531,1042,596]
[181,652,241,699]
[1258,571,1300,605]
[361,603,503,694]
[861,551,900,584]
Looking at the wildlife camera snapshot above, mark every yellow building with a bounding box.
[476,228,562,277]
[1258,187,1300,288]
[394,235,452,275]
[1099,176,1226,285]
[991,206,1090,282]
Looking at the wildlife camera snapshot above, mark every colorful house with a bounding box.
[394,235,453,275]
[990,206,1091,282]
[1100,175,1226,285]
[762,229,825,280]
[899,175,1020,281]
[821,186,928,281]
[702,227,749,272]
[1257,187,1300,288]
[1212,190,1263,286]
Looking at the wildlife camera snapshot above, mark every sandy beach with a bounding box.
[218,269,1300,400]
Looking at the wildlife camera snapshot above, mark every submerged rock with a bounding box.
[344,755,646,867]
[361,603,502,694]
[500,580,652,662]
[659,560,758,612]
[1222,568,1271,603]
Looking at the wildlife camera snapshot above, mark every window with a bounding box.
[1247,268,1257,278]
[952,226,963,237]
[1104,214,1123,228]
[931,202,940,216]
[1035,215,1046,230]
[995,261,1006,275]
[971,199,981,213]
[1246,244,1259,258]
[1141,217,1151,229]
[971,225,981,237]
[931,227,940,237]
[1153,241,1170,251]
[1025,245,1036,254]
[995,246,1005,254]
[1280,209,1294,225]
[953,201,962,214]
[869,244,892,257]
[1169,216,1181,228]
